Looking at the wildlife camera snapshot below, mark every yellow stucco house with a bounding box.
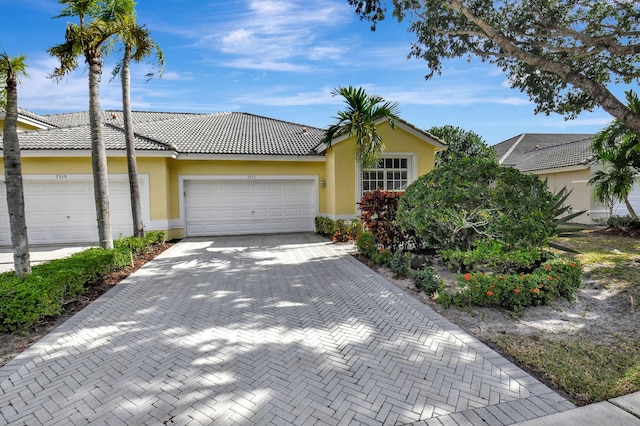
[0,109,445,245]
[494,133,640,224]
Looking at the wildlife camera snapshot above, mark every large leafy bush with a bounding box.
[359,189,420,251]
[397,158,557,252]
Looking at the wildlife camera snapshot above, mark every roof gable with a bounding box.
[315,117,446,154]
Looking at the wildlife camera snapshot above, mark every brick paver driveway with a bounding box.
[0,234,573,425]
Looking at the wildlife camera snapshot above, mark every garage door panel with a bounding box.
[0,177,140,245]
[185,179,316,236]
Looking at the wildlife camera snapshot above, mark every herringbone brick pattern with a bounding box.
[0,234,573,425]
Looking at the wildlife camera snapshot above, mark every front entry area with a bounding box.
[183,177,317,236]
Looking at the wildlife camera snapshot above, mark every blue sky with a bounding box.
[0,0,626,144]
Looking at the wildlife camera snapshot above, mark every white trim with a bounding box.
[16,150,174,158]
[175,153,325,162]
[498,134,526,164]
[523,164,590,175]
[571,180,589,184]
[178,175,320,233]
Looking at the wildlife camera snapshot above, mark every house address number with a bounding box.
[56,174,68,180]
[247,175,256,179]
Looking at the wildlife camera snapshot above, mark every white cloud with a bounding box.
[197,0,352,71]
[232,86,336,106]
[158,71,195,81]
[222,59,309,72]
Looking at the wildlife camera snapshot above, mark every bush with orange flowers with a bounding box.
[437,257,582,314]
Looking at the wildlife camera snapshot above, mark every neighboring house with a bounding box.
[0,109,445,245]
[494,133,640,224]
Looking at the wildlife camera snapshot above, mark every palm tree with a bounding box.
[590,90,640,219]
[48,0,131,249]
[112,12,164,238]
[323,86,400,169]
[1,53,31,277]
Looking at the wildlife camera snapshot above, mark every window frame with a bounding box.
[356,154,417,208]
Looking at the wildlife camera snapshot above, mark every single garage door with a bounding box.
[185,179,316,236]
[0,176,136,245]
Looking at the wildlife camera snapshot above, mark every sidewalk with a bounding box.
[0,244,93,273]
[514,392,640,425]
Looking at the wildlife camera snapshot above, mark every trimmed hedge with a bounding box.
[0,231,167,332]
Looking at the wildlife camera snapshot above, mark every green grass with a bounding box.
[494,334,640,406]
[554,230,640,289]
[489,229,640,405]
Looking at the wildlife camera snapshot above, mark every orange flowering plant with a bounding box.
[438,257,582,315]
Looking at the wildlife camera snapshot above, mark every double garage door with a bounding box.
[0,176,137,246]
[185,179,316,236]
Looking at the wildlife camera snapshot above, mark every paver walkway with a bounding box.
[0,234,574,425]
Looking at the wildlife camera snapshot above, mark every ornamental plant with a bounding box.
[437,257,582,315]
[359,189,419,251]
[356,232,378,259]
[397,157,557,252]
[441,240,545,273]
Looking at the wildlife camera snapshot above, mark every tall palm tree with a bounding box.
[112,12,164,238]
[48,0,131,249]
[323,86,400,169]
[590,90,640,219]
[1,53,31,277]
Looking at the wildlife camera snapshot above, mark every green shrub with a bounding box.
[437,257,583,315]
[315,216,336,236]
[0,231,167,332]
[356,232,378,259]
[390,251,412,278]
[606,215,640,231]
[441,240,543,273]
[411,267,441,296]
[372,248,393,266]
[315,217,360,242]
[397,157,556,252]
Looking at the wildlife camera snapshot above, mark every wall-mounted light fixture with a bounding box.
[320,180,326,187]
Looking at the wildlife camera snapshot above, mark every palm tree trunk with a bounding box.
[87,52,113,249]
[2,67,31,277]
[623,196,638,219]
[121,45,144,237]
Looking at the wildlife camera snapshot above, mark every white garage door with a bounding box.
[612,182,640,217]
[0,176,136,245]
[185,179,316,236]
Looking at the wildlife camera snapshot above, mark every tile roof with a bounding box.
[2,110,325,157]
[514,138,593,172]
[495,133,594,170]
[4,123,169,151]
[43,110,204,128]
[131,112,324,156]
